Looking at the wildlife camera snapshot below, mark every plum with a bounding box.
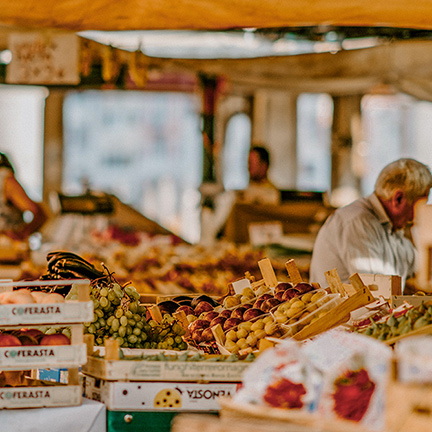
[189,319,209,333]
[243,308,265,321]
[223,317,242,331]
[253,298,264,309]
[294,282,314,294]
[274,290,286,302]
[219,309,232,319]
[210,316,226,328]
[281,288,301,302]
[194,301,214,316]
[202,310,219,322]
[201,327,215,342]
[176,305,195,317]
[275,282,293,293]
[231,306,248,320]
[261,298,281,313]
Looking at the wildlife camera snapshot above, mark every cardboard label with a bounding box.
[83,356,249,382]
[0,385,81,408]
[0,345,87,370]
[7,32,80,85]
[0,301,93,325]
[84,376,240,411]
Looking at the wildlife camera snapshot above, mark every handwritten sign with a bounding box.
[7,32,80,85]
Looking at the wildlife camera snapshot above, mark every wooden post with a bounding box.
[258,258,278,288]
[285,259,303,285]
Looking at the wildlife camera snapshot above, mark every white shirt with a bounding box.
[310,193,416,290]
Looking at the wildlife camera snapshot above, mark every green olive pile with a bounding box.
[68,281,187,350]
[357,302,432,341]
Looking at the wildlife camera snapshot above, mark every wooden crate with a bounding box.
[0,278,92,409]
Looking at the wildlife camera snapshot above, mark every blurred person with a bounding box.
[237,145,279,204]
[310,158,432,291]
[0,152,47,241]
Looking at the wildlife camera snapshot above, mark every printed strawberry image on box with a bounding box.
[332,368,376,422]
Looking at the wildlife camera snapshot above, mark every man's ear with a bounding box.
[392,189,406,207]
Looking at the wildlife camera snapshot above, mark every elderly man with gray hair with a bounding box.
[310,158,432,291]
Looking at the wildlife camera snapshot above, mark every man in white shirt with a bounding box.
[310,158,432,290]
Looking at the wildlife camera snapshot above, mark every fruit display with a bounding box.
[223,315,285,354]
[356,301,432,342]
[272,289,328,324]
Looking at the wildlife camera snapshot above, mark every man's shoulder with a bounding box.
[324,197,380,229]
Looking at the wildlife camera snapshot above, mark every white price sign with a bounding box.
[7,32,80,85]
[248,221,283,246]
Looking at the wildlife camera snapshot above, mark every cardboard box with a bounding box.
[391,295,432,309]
[83,355,249,382]
[84,375,240,411]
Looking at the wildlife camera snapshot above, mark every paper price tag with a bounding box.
[248,221,283,246]
[231,278,252,295]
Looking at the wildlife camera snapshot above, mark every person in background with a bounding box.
[310,158,432,290]
[0,152,47,241]
[237,145,279,204]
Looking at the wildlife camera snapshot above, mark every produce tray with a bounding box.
[0,382,82,409]
[0,344,87,370]
[281,293,342,336]
[83,355,249,382]
[84,375,240,411]
[271,288,330,325]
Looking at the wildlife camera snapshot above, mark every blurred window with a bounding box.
[222,112,251,190]
[63,90,203,243]
[296,93,333,192]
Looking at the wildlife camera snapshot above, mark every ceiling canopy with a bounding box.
[2,0,432,32]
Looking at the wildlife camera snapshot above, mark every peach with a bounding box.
[0,333,22,346]
[39,334,71,346]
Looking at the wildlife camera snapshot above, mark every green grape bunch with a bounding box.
[78,277,187,350]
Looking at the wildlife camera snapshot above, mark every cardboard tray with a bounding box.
[82,354,250,383]
[84,375,239,411]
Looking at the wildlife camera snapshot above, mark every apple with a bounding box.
[177,305,195,317]
[194,301,214,316]
[261,298,281,313]
[39,334,71,346]
[0,333,22,346]
[202,311,219,322]
[219,309,232,319]
[231,306,248,320]
[201,327,215,342]
[282,288,301,302]
[275,282,293,293]
[223,317,242,331]
[243,308,265,321]
[210,316,226,328]
[294,283,314,294]
[189,319,209,333]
